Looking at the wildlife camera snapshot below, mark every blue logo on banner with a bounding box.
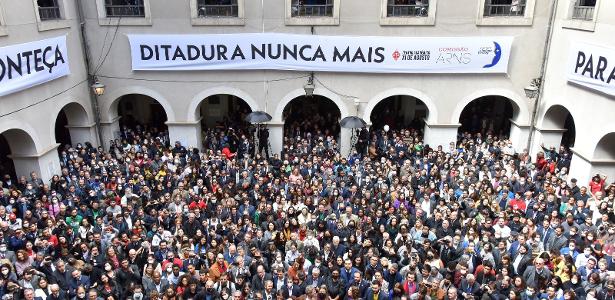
[483,42,502,68]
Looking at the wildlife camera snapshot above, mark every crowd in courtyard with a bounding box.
[0,119,613,300]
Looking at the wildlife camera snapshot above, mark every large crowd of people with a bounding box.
[0,120,613,300]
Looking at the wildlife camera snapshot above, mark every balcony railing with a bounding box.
[198,5,239,17]
[387,4,429,17]
[105,4,145,17]
[484,3,526,17]
[291,4,334,17]
[572,5,595,21]
[39,6,62,20]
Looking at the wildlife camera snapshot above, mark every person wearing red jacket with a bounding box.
[221,143,235,160]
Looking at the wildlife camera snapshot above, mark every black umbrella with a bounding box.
[245,111,272,124]
[340,116,367,129]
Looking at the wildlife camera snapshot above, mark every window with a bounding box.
[190,0,244,25]
[197,0,238,17]
[483,0,526,17]
[387,0,429,17]
[291,0,334,17]
[381,0,436,25]
[476,0,536,26]
[105,0,145,17]
[572,0,596,21]
[285,0,340,25]
[563,0,599,31]
[96,0,151,25]
[32,0,70,31]
[38,0,62,20]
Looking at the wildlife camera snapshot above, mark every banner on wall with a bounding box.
[568,42,615,97]
[128,33,513,74]
[0,35,70,97]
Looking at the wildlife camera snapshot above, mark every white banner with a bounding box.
[0,36,70,97]
[128,33,513,74]
[568,42,615,96]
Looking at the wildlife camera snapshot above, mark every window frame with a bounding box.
[562,0,600,32]
[32,0,71,32]
[285,0,341,26]
[476,0,536,26]
[95,0,152,26]
[380,0,438,26]
[190,0,245,26]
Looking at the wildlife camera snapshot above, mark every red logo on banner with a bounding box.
[392,50,400,61]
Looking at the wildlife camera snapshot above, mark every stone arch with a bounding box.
[187,87,260,122]
[273,88,349,123]
[362,88,439,124]
[538,104,575,129]
[50,100,92,141]
[101,86,176,122]
[452,88,530,124]
[0,119,41,155]
[594,132,615,160]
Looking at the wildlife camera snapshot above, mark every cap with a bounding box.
[571,178,577,183]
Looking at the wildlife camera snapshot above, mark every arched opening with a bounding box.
[594,133,615,161]
[54,103,91,151]
[116,94,168,138]
[0,135,15,180]
[370,95,429,136]
[198,94,252,152]
[458,96,517,139]
[54,110,71,148]
[0,129,38,182]
[541,105,576,148]
[283,95,341,141]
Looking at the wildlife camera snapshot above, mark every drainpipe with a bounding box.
[75,0,104,147]
[526,0,558,152]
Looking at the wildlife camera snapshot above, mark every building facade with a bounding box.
[0,0,612,184]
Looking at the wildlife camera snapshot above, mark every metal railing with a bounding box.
[105,4,145,17]
[484,3,526,17]
[572,5,595,20]
[387,4,429,17]
[39,6,62,20]
[291,3,334,17]
[198,5,239,17]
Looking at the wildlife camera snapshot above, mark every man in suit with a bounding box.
[251,265,272,292]
[458,274,480,299]
[365,280,388,300]
[546,226,567,253]
[47,284,68,300]
[144,271,169,295]
[0,241,15,263]
[350,272,369,298]
[281,277,303,298]
[262,280,276,300]
[304,268,325,289]
[68,270,91,297]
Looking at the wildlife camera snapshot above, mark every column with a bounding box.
[268,122,284,157]
[568,148,593,185]
[509,119,531,153]
[423,122,460,149]
[166,120,203,151]
[530,127,567,157]
[9,143,61,182]
[65,123,98,147]
[100,116,121,150]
